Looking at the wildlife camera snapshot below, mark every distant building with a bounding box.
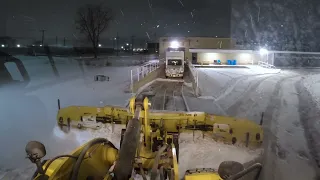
[0,36,17,47]
[158,36,270,65]
[159,37,236,64]
[147,42,159,53]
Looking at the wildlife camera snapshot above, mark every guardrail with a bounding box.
[130,61,160,92]
[258,61,276,69]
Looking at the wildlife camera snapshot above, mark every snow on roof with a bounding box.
[189,49,254,53]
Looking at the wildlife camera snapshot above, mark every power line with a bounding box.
[131,35,135,55]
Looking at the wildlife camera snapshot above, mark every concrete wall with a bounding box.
[197,52,261,65]
[186,65,200,96]
[132,65,164,93]
[159,37,235,63]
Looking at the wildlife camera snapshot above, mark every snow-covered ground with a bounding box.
[197,66,281,98]
[0,55,139,179]
[178,132,262,178]
[192,66,320,180]
[2,57,320,180]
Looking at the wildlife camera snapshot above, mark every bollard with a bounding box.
[260,112,264,125]
[57,99,61,110]
[245,132,250,147]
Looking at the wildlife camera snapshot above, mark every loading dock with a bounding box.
[189,49,260,65]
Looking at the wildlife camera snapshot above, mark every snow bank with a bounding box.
[179,132,262,178]
[0,56,135,174]
[302,73,320,110]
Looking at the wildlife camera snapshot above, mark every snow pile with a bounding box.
[0,165,36,180]
[179,132,262,178]
[246,65,281,74]
[52,124,126,150]
[302,74,320,109]
[0,56,137,177]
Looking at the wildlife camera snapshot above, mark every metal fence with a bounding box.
[257,52,276,68]
[258,51,320,68]
[130,61,160,92]
[272,51,320,67]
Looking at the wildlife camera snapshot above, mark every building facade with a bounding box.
[159,37,235,63]
[159,36,267,65]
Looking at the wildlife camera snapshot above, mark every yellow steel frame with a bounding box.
[34,141,118,180]
[57,97,263,148]
[33,96,263,180]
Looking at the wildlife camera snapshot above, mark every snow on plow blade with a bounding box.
[56,100,263,148]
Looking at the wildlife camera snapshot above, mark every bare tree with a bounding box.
[76,4,113,58]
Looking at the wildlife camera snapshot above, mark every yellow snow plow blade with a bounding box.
[185,173,222,180]
[57,98,263,148]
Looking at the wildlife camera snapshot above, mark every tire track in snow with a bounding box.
[214,73,276,101]
[295,78,320,178]
[224,74,275,116]
[199,68,252,98]
[143,81,186,111]
[261,74,301,180]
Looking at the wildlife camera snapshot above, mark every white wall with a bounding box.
[197,52,261,65]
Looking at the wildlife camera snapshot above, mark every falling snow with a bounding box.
[145,32,150,40]
[120,9,124,16]
[178,0,184,7]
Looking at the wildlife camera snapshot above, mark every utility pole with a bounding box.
[131,35,135,55]
[56,36,58,46]
[40,29,46,46]
[113,37,115,50]
[155,43,158,54]
[63,37,66,46]
[153,32,157,41]
[116,32,119,56]
[153,32,157,53]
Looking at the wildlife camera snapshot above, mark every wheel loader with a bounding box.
[26,95,263,180]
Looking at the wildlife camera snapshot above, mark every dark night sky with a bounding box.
[2,0,231,40]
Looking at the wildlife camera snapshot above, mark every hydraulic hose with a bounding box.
[228,163,262,180]
[70,138,111,180]
[113,106,142,180]
[150,145,168,180]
